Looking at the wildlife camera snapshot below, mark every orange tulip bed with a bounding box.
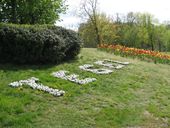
[98,44,170,64]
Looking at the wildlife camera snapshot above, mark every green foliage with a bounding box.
[79,22,97,48]
[79,13,117,47]
[79,12,170,52]
[50,26,82,60]
[0,23,82,64]
[0,0,66,24]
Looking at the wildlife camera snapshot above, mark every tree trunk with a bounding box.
[93,14,101,45]
[151,41,154,51]
[11,0,17,23]
[150,34,154,51]
[158,40,162,52]
[94,25,101,45]
[30,14,35,24]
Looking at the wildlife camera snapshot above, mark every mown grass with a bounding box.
[0,48,170,128]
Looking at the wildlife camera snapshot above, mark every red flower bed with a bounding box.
[98,44,170,64]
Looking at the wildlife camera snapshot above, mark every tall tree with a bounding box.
[0,0,67,24]
[79,13,117,47]
[80,0,101,45]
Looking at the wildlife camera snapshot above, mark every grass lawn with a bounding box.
[0,48,170,128]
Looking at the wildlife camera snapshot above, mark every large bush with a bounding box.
[0,24,82,64]
[50,26,82,60]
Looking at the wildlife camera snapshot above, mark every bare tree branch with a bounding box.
[79,0,101,45]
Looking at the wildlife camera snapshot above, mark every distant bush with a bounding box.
[0,23,82,64]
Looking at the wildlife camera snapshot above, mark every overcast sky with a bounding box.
[56,0,170,30]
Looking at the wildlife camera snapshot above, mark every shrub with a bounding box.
[49,26,82,60]
[0,23,82,64]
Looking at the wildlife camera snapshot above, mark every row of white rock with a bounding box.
[79,64,113,74]
[9,59,129,97]
[79,60,129,74]
[52,59,130,84]
[52,70,97,85]
[9,77,65,97]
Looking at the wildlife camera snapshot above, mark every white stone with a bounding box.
[94,59,130,69]
[9,77,65,97]
[104,59,130,65]
[79,64,113,74]
[52,70,96,85]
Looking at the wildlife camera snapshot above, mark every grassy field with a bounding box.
[165,52,170,55]
[0,48,170,128]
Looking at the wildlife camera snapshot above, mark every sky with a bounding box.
[56,0,170,30]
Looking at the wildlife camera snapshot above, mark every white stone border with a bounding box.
[52,70,96,85]
[9,77,65,97]
[104,59,130,65]
[94,59,130,69]
[94,60,125,69]
[79,64,113,74]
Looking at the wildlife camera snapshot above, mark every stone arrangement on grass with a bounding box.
[9,59,130,97]
[52,70,97,84]
[104,59,130,65]
[94,60,124,69]
[9,77,65,97]
[79,64,113,74]
[94,59,129,69]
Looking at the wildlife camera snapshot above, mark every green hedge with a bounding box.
[0,23,82,64]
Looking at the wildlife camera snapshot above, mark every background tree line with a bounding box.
[78,11,170,52]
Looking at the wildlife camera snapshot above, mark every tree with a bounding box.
[119,13,158,50]
[79,13,118,47]
[154,25,170,52]
[80,0,101,45]
[126,12,136,26]
[0,0,67,24]
[79,22,97,47]
[79,9,170,51]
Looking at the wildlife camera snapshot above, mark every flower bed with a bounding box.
[52,70,96,84]
[9,77,65,97]
[98,44,170,64]
[79,64,113,74]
